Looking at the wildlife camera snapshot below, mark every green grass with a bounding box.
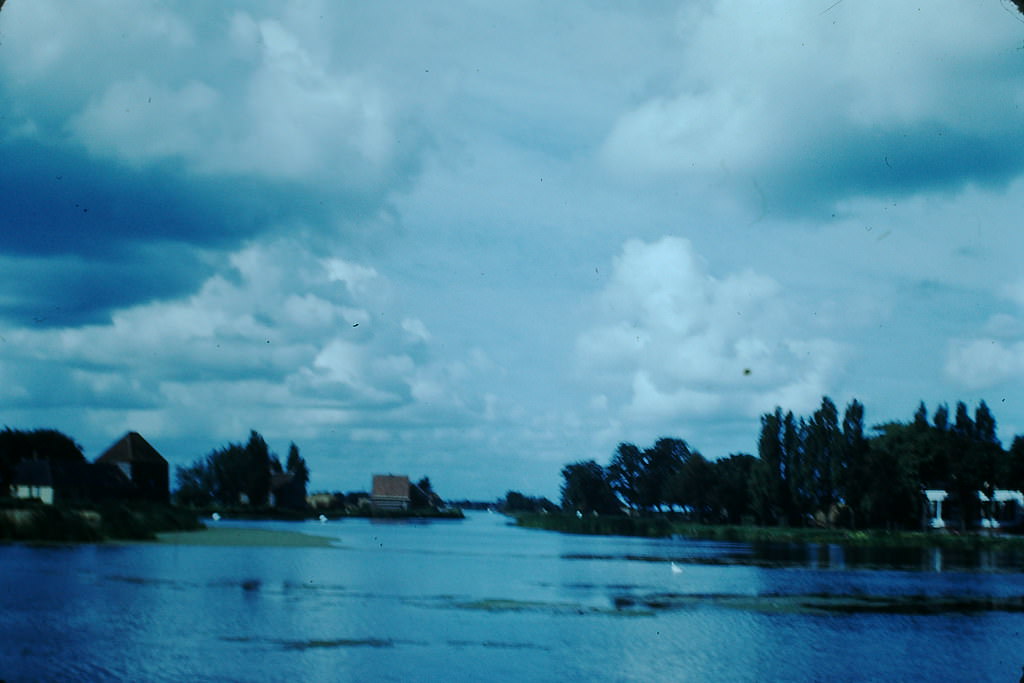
[514,513,1024,550]
[0,500,202,543]
[155,527,336,548]
[514,513,672,537]
[670,523,1024,550]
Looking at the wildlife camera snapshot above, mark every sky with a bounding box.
[2,1,1024,501]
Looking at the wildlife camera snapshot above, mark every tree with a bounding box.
[1001,436,1024,490]
[174,430,299,507]
[410,476,443,509]
[560,460,619,514]
[665,450,714,522]
[974,400,998,445]
[913,401,929,429]
[753,408,791,525]
[243,431,272,506]
[840,399,869,527]
[175,461,215,507]
[952,401,975,441]
[804,396,844,522]
[503,490,557,513]
[711,453,756,524]
[607,442,646,512]
[286,442,310,494]
[862,423,925,529]
[641,438,692,511]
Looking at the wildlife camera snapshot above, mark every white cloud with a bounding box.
[0,240,491,444]
[576,236,844,428]
[600,1,1024,209]
[944,277,1024,390]
[65,8,406,190]
[946,338,1024,390]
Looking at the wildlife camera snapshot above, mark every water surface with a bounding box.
[2,512,1023,681]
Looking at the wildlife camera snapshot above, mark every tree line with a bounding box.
[175,430,310,509]
[558,397,1024,530]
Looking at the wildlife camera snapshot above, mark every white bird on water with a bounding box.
[211,512,221,521]
[671,562,683,574]
[319,514,328,523]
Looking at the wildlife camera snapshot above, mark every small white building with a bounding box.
[978,489,1024,530]
[924,489,948,529]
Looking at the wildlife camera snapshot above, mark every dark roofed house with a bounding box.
[371,474,410,512]
[12,460,56,504]
[11,458,105,504]
[95,432,170,503]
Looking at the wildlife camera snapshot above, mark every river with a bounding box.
[2,511,1023,681]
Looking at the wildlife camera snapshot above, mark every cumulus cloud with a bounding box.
[945,278,1024,389]
[69,11,407,190]
[601,1,1024,213]
[945,338,1024,390]
[0,241,487,450]
[576,236,843,428]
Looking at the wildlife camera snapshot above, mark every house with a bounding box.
[371,474,410,512]
[978,489,1024,530]
[11,458,114,504]
[307,492,338,510]
[922,487,1024,531]
[95,432,170,503]
[11,459,56,504]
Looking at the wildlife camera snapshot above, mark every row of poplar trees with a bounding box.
[753,397,1024,530]
[560,397,1024,530]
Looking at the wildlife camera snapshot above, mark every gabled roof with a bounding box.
[372,474,410,499]
[96,432,167,465]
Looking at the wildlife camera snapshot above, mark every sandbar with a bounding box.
[156,527,337,548]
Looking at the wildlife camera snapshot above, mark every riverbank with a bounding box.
[155,527,336,547]
[0,500,202,542]
[187,506,465,521]
[514,513,1024,550]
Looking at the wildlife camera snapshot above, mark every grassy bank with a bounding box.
[0,499,203,542]
[514,513,1024,550]
[672,523,1024,550]
[186,506,464,521]
[155,527,336,548]
[514,513,673,537]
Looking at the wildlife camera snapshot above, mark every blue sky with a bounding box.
[2,1,1024,500]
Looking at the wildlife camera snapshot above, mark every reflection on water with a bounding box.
[2,513,1024,682]
[745,540,1024,573]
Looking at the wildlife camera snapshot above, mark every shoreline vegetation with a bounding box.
[191,506,465,522]
[513,513,1024,551]
[155,527,337,548]
[0,498,463,544]
[0,499,203,542]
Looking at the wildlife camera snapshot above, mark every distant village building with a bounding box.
[978,489,1024,530]
[924,489,948,529]
[371,474,410,511]
[11,457,126,504]
[923,487,1024,531]
[307,492,337,510]
[95,432,170,503]
[11,460,56,504]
